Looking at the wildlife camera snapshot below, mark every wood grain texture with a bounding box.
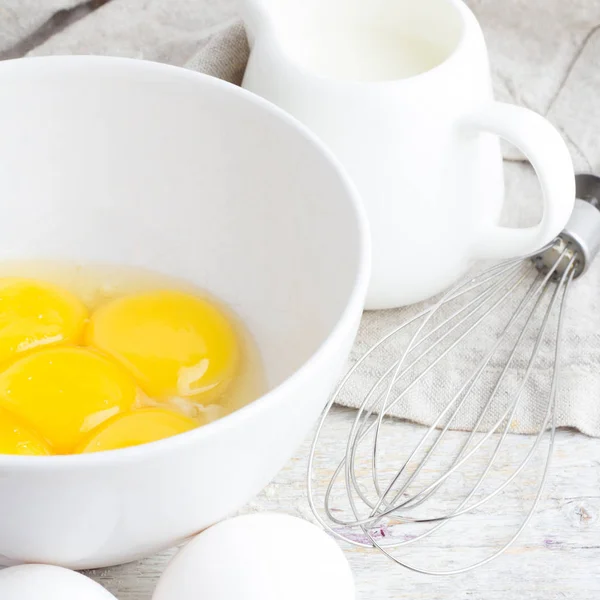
[84,407,600,600]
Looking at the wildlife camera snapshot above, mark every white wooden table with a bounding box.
[1,2,600,598]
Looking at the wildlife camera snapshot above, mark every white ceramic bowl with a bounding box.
[0,56,369,569]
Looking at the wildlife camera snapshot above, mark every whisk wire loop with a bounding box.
[308,238,581,574]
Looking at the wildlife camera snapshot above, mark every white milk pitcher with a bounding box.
[240,0,575,309]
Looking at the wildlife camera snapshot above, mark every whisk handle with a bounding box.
[463,102,575,259]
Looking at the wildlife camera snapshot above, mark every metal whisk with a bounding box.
[308,173,600,575]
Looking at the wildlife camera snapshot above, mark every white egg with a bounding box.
[153,513,354,600]
[0,564,117,600]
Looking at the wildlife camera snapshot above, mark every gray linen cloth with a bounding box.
[185,13,600,437]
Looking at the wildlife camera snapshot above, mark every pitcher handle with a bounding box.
[462,102,575,259]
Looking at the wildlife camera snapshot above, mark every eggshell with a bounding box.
[153,513,355,600]
[0,564,117,599]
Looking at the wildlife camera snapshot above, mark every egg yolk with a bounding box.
[0,278,87,364]
[0,347,138,454]
[85,291,239,403]
[0,408,51,456]
[77,407,199,453]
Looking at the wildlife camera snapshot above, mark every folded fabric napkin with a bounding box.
[184,15,600,437]
[0,0,82,55]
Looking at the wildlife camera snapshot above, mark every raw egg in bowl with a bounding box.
[0,56,369,569]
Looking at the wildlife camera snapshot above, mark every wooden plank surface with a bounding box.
[0,2,599,599]
[86,410,600,600]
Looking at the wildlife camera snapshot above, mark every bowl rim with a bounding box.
[0,54,371,469]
